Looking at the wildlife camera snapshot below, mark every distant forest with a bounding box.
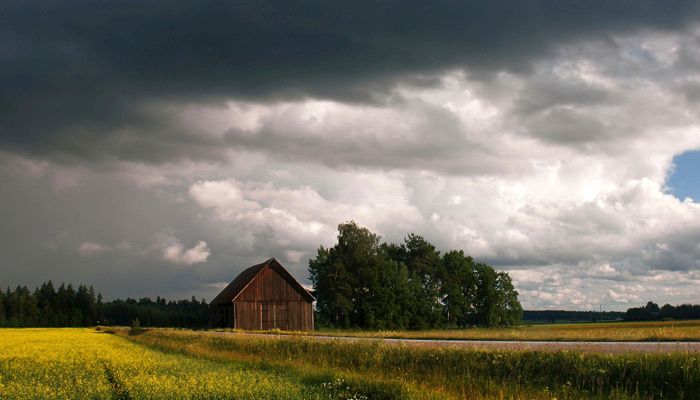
[522,310,625,323]
[0,282,208,328]
[522,302,700,324]
[624,301,700,321]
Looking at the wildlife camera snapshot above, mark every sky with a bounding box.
[668,151,700,202]
[2,1,700,310]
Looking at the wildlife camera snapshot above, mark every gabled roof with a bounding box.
[209,258,315,306]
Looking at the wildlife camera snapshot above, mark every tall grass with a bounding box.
[118,328,700,399]
[242,319,700,342]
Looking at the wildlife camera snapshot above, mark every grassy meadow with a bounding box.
[246,319,700,342]
[120,327,699,399]
[2,325,700,399]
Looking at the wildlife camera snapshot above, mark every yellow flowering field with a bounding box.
[0,328,357,400]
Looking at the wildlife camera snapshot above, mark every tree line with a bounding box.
[309,222,522,329]
[101,297,209,328]
[625,301,700,321]
[0,282,208,328]
[522,310,624,323]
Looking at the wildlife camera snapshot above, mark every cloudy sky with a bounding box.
[2,1,700,310]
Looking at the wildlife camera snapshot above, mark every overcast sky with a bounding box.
[2,1,700,310]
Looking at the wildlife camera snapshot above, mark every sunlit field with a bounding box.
[0,328,391,400]
[244,320,700,342]
[2,327,699,399]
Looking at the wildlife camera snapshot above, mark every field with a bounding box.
[248,320,700,342]
[0,328,381,400]
[2,327,700,399]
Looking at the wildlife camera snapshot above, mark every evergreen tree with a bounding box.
[0,288,6,325]
[36,281,57,326]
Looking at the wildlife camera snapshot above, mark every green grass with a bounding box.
[115,328,700,399]
[231,319,700,342]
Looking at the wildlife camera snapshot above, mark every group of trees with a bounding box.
[0,282,101,327]
[625,301,700,321]
[0,282,209,328]
[309,222,522,329]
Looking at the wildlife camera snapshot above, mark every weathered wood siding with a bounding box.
[234,267,314,331]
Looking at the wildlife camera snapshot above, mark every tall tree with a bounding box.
[441,250,476,327]
[493,272,523,327]
[309,247,354,327]
[473,264,497,326]
[401,234,443,329]
[0,288,6,325]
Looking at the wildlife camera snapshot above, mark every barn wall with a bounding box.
[234,267,313,330]
[236,267,307,302]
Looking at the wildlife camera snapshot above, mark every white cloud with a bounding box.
[162,239,211,265]
[285,250,306,264]
[77,241,132,257]
[78,242,109,256]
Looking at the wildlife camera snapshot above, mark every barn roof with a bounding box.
[209,258,315,306]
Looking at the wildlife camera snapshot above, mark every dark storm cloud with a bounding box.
[514,78,617,115]
[1,0,699,161]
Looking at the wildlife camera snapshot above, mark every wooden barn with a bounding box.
[209,258,315,330]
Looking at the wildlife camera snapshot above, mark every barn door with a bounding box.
[275,302,288,330]
[259,302,290,330]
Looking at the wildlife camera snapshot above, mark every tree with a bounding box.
[493,272,523,327]
[309,247,354,327]
[400,234,443,329]
[473,264,497,326]
[0,288,6,325]
[645,301,660,314]
[36,281,57,326]
[441,250,476,327]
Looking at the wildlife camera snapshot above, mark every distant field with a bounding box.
[242,319,700,342]
[2,327,699,399]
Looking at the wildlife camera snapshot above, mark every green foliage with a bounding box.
[310,221,522,329]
